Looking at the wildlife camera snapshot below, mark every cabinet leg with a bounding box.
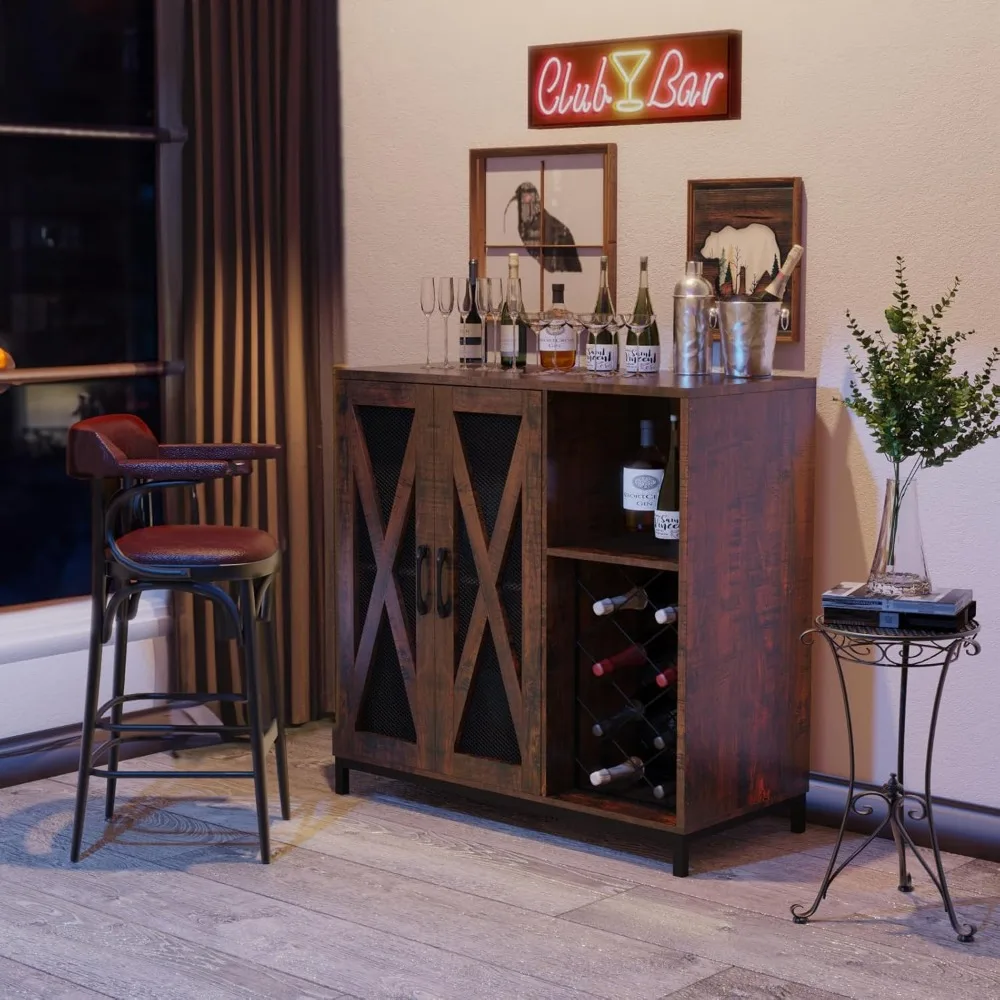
[671,839,690,878]
[334,759,350,795]
[789,793,807,834]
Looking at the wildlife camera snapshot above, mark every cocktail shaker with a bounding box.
[672,261,714,376]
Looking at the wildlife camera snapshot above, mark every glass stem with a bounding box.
[425,315,431,368]
[443,316,450,368]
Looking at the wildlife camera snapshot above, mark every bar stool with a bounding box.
[65,414,290,863]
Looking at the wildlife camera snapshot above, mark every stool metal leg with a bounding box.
[241,580,272,863]
[104,597,131,820]
[263,608,291,820]
[71,580,107,863]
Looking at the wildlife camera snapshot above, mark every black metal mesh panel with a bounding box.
[454,492,478,674]
[497,501,522,677]
[357,404,414,531]
[356,610,417,743]
[354,485,376,658]
[454,411,520,542]
[455,622,522,764]
[393,495,417,651]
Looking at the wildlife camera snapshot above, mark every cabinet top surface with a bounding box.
[335,365,816,397]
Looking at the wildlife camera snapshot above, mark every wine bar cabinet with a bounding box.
[333,366,816,876]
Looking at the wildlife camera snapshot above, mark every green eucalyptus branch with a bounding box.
[842,256,1000,495]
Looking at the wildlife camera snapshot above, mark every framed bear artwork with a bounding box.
[686,177,804,343]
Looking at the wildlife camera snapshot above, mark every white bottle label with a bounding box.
[539,322,576,353]
[460,321,482,364]
[625,345,660,374]
[622,467,664,511]
[654,509,680,540]
[586,342,618,373]
[500,323,515,357]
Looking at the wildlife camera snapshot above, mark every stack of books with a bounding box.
[821,583,976,632]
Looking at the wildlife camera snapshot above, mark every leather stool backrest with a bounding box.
[67,414,161,479]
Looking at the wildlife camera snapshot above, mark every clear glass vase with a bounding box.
[866,476,932,597]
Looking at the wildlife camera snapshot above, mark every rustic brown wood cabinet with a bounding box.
[334,365,816,876]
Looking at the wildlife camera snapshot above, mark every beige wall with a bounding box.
[340,0,1000,803]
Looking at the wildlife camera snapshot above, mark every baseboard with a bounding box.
[807,773,1000,863]
[0,704,224,790]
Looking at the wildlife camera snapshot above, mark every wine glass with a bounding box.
[419,277,436,369]
[620,313,657,378]
[456,277,472,367]
[505,277,523,373]
[578,312,615,378]
[475,276,494,372]
[437,276,455,369]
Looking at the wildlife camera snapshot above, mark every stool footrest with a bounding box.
[95,721,251,735]
[90,767,256,780]
[95,691,248,719]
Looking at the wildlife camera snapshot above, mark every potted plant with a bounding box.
[843,256,1000,596]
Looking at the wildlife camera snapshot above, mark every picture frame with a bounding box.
[686,177,804,343]
[469,144,617,315]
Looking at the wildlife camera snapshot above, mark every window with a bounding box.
[0,1,175,606]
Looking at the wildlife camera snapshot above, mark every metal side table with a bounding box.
[790,616,982,942]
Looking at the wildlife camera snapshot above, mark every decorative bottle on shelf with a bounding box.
[586,255,618,375]
[624,256,660,375]
[751,244,803,301]
[622,419,664,533]
[460,259,483,367]
[539,283,576,372]
[654,414,680,542]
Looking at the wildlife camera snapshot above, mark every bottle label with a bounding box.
[654,509,680,540]
[459,321,482,364]
[625,345,660,374]
[622,467,664,511]
[586,342,618,373]
[500,323,515,357]
[539,322,576,352]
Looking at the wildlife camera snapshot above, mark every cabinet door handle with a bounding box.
[436,547,452,618]
[415,544,430,616]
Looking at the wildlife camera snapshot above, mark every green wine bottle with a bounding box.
[500,253,528,371]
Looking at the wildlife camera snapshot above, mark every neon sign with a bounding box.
[528,31,741,129]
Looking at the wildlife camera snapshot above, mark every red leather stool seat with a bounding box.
[117,525,278,566]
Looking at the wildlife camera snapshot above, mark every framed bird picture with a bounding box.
[686,176,804,343]
[469,143,618,315]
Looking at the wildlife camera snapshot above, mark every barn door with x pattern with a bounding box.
[335,380,435,771]
[435,386,542,794]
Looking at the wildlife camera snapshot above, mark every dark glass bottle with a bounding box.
[654,414,680,541]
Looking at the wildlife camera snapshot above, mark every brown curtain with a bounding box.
[176,0,341,723]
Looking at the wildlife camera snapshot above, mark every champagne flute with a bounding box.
[490,278,505,370]
[456,276,472,367]
[579,313,614,378]
[420,277,436,369]
[437,276,455,369]
[475,275,493,372]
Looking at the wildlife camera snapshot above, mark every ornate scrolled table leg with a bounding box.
[790,619,981,943]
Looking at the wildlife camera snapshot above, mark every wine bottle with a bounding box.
[590,756,644,789]
[591,576,675,617]
[460,259,483,367]
[653,605,678,626]
[500,253,528,371]
[622,419,664,533]
[586,255,618,375]
[654,414,680,542]
[624,256,660,375]
[590,643,677,690]
[752,244,803,302]
[539,283,576,371]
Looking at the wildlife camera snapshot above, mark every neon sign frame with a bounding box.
[528,30,741,130]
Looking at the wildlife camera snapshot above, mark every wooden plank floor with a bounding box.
[0,723,997,999]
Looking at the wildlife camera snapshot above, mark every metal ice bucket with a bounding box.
[710,300,789,379]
